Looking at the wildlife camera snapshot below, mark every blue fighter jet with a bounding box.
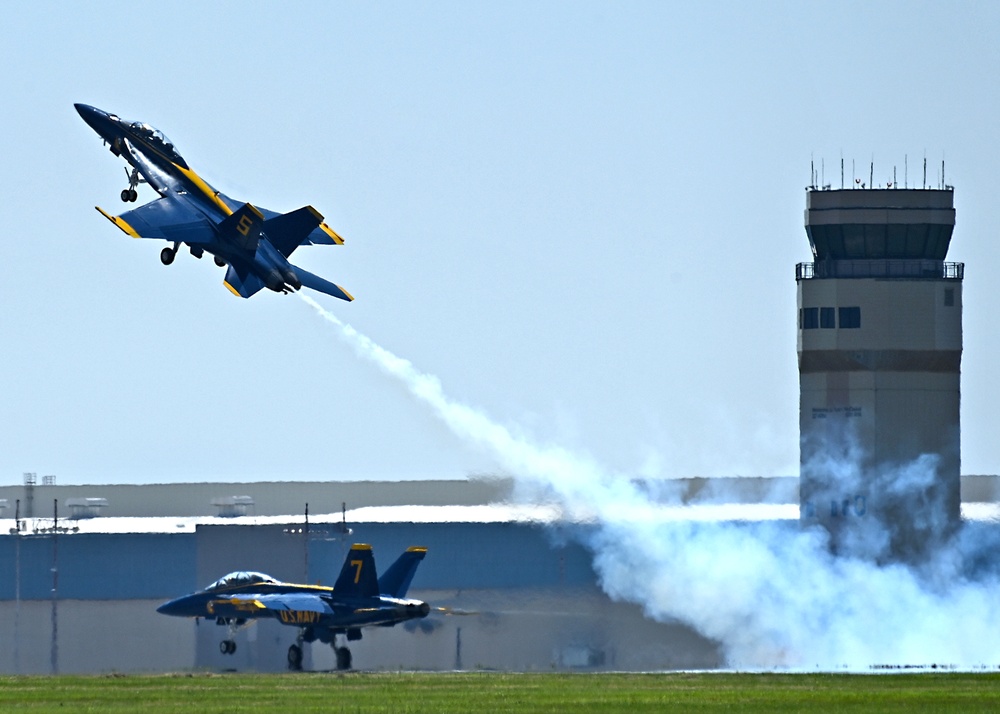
[75,103,354,300]
[157,544,429,670]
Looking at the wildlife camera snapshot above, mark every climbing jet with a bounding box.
[156,544,429,670]
[75,103,353,300]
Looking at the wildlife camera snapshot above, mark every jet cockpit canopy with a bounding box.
[129,120,187,167]
[205,571,281,592]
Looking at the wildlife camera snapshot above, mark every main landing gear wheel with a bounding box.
[220,639,237,655]
[214,255,226,267]
[335,646,352,671]
[287,644,303,671]
[160,247,175,266]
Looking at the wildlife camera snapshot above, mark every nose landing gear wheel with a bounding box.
[220,640,236,655]
[160,247,176,266]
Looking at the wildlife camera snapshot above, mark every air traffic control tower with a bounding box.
[796,185,963,561]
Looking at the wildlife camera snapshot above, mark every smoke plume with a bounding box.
[301,295,1000,669]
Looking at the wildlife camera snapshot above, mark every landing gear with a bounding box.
[216,617,248,657]
[160,247,175,265]
[287,644,303,671]
[120,167,142,202]
[335,646,352,671]
[214,255,226,267]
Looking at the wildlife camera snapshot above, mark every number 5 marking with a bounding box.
[237,214,254,236]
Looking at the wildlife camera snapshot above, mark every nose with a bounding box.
[74,103,116,136]
[156,597,187,616]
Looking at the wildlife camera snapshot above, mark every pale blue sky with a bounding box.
[2,2,999,484]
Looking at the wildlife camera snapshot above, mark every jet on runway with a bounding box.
[75,103,353,300]
[157,544,429,670]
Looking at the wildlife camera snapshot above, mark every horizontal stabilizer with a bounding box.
[264,205,324,258]
[223,265,266,299]
[378,547,427,598]
[334,544,379,598]
[291,266,354,302]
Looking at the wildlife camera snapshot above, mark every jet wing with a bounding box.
[95,195,216,244]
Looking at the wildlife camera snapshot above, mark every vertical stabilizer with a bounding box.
[378,547,427,597]
[333,544,379,598]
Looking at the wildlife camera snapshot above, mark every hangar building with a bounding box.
[0,477,738,674]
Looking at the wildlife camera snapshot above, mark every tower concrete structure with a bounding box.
[796,186,963,560]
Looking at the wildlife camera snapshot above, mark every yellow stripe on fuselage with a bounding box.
[172,162,233,216]
[95,206,141,238]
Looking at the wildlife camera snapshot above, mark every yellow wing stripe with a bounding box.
[95,206,141,239]
[223,280,242,297]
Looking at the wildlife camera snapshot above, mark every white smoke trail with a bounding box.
[301,294,1000,669]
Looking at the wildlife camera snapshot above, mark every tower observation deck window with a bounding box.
[801,307,819,329]
[839,306,861,329]
[820,307,835,329]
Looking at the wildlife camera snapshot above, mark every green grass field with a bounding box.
[2,672,1000,713]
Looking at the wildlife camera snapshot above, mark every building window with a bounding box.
[820,307,835,329]
[801,307,819,329]
[839,306,861,329]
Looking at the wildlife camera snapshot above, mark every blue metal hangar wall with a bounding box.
[0,479,725,674]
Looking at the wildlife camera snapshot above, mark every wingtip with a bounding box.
[321,222,345,245]
[95,206,141,238]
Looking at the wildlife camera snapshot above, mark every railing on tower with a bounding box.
[796,260,964,280]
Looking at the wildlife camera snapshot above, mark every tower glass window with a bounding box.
[838,306,861,329]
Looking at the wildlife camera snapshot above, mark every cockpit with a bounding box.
[128,120,187,167]
[205,571,281,592]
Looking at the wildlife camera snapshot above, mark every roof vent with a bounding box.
[66,497,109,519]
[211,495,255,518]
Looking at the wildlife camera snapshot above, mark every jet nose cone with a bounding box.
[74,103,101,121]
[156,597,186,616]
[74,103,116,136]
